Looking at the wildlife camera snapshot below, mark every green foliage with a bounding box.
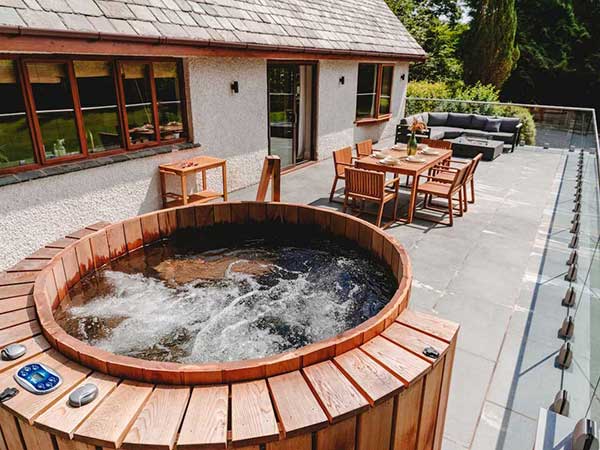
[464,0,520,88]
[406,81,537,144]
[386,0,466,82]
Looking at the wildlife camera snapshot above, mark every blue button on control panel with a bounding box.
[14,362,62,395]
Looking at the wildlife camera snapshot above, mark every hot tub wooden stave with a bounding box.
[0,202,459,450]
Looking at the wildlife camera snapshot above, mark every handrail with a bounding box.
[407,96,597,113]
[256,155,281,202]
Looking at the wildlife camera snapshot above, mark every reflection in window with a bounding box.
[0,60,34,169]
[154,62,185,140]
[379,66,393,115]
[74,61,122,153]
[27,62,81,159]
[121,62,156,144]
[356,64,377,120]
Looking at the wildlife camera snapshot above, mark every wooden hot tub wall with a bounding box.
[0,202,459,450]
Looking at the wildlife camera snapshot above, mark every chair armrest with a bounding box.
[418,174,452,184]
[515,123,523,129]
[431,168,458,175]
[385,177,401,187]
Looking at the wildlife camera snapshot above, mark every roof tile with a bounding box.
[0,6,24,26]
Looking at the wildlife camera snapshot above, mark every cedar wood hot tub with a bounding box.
[0,202,459,450]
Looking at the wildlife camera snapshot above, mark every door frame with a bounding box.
[266,60,318,169]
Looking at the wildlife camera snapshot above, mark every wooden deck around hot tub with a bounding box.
[0,202,459,450]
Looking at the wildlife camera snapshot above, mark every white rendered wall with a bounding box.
[316,60,409,159]
[0,57,409,270]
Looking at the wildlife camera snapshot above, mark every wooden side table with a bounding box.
[159,156,228,208]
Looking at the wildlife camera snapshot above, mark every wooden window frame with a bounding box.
[355,63,394,126]
[0,55,189,176]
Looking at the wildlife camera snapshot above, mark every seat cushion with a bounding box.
[418,181,452,196]
[427,127,446,140]
[490,132,515,143]
[462,129,491,138]
[427,112,448,126]
[429,126,464,139]
[484,118,502,132]
[470,114,488,130]
[500,117,521,133]
[447,113,473,128]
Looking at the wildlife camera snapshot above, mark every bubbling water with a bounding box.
[55,224,397,364]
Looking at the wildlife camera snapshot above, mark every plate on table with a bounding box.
[372,151,386,159]
[421,149,440,156]
[405,156,426,163]
[392,144,406,151]
[379,157,400,166]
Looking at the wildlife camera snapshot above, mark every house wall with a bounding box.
[0,57,410,271]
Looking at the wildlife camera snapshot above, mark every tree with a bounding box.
[386,0,466,82]
[463,0,520,89]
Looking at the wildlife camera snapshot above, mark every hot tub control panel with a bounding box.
[14,363,62,395]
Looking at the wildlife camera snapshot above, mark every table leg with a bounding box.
[181,174,188,205]
[202,169,207,191]
[222,162,228,201]
[159,171,167,208]
[407,172,419,223]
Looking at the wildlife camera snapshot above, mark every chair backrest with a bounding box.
[333,146,353,176]
[344,167,385,200]
[467,153,483,179]
[421,138,453,150]
[356,140,373,158]
[450,163,471,191]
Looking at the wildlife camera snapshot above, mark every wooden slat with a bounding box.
[266,434,312,450]
[0,272,37,286]
[0,335,50,374]
[334,349,404,405]
[0,307,36,330]
[0,284,34,300]
[316,417,355,450]
[383,323,449,363]
[0,406,25,450]
[0,295,34,315]
[0,350,92,424]
[433,344,456,450]
[396,310,459,343]
[268,371,328,437]
[177,385,228,449]
[356,397,394,450]
[35,372,119,439]
[122,385,190,450]
[0,320,40,347]
[392,378,423,450]
[303,360,369,423]
[7,260,50,272]
[361,336,431,385]
[26,247,62,260]
[56,436,96,450]
[74,380,154,448]
[417,360,444,450]
[231,380,279,447]
[18,419,53,449]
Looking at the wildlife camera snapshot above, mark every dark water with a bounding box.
[55,223,397,364]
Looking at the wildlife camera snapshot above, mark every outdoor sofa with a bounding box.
[395,112,523,152]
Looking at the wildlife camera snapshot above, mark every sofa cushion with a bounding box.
[484,118,502,132]
[471,114,488,130]
[500,117,521,133]
[427,112,448,126]
[429,126,464,139]
[490,132,515,144]
[463,129,491,139]
[447,113,472,128]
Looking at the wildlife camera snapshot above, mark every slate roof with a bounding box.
[0,0,426,59]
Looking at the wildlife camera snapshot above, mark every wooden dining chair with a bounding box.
[420,138,453,150]
[329,146,356,203]
[356,139,373,159]
[343,167,400,228]
[413,163,470,226]
[431,153,482,211]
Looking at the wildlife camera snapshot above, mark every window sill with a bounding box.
[0,142,198,188]
[354,115,392,126]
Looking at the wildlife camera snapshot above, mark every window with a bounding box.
[0,56,188,175]
[74,60,122,153]
[0,60,34,169]
[355,63,394,121]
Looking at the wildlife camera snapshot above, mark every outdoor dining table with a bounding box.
[356,145,452,223]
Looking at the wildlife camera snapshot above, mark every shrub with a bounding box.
[495,105,537,145]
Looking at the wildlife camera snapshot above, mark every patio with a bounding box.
[230,139,593,449]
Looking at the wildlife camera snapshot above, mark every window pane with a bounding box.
[121,62,156,144]
[154,62,185,141]
[0,60,35,169]
[356,64,377,119]
[74,61,122,153]
[379,66,393,115]
[27,62,81,160]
